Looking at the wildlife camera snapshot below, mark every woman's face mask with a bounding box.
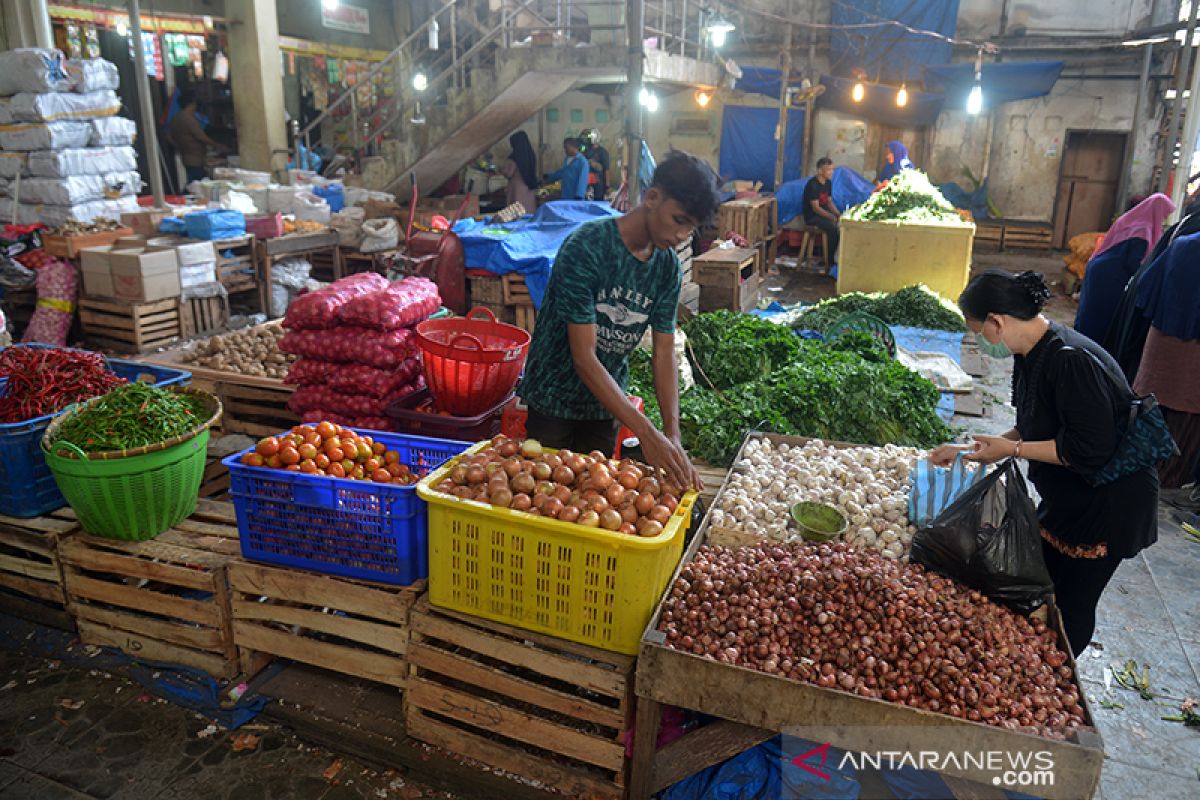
[974,316,1012,359]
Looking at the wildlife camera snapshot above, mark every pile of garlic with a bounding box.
[708,437,922,559]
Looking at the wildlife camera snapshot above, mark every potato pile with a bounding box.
[183,324,296,378]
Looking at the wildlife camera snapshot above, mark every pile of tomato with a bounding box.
[238,421,418,485]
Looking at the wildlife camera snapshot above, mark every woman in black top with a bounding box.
[931,270,1159,655]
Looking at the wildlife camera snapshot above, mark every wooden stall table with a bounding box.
[256,230,340,317]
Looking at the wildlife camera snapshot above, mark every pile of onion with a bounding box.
[431,436,682,537]
[659,541,1087,740]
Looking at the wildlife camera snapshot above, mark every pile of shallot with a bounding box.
[430,436,683,537]
[659,541,1086,739]
[709,437,919,558]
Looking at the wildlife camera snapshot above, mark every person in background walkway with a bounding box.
[1074,193,1175,344]
[167,89,225,184]
[1130,224,1200,489]
[500,131,538,213]
[581,129,610,201]
[545,137,590,201]
[875,140,914,188]
[802,157,840,267]
[931,270,1158,655]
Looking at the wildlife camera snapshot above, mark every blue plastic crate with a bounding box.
[223,428,468,585]
[0,344,191,518]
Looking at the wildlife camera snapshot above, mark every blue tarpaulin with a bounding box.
[453,200,621,309]
[734,66,804,99]
[718,106,805,191]
[924,61,1065,110]
[938,179,991,219]
[831,0,960,83]
[776,167,875,226]
[818,74,944,128]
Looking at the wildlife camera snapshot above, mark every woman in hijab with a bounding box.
[500,130,538,213]
[876,140,914,187]
[1074,193,1175,344]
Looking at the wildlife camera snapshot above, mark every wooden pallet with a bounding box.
[179,295,230,340]
[405,597,633,800]
[307,247,340,282]
[717,197,778,245]
[43,227,134,259]
[214,235,259,294]
[199,457,231,500]
[229,561,424,688]
[0,508,79,630]
[79,296,182,354]
[58,500,241,679]
[973,222,1004,247]
[1002,222,1054,251]
[216,381,298,438]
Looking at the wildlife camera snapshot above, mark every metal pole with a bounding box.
[1117,42,1154,210]
[774,22,794,191]
[1161,0,1199,191]
[680,0,687,56]
[625,0,645,206]
[1171,35,1200,213]
[128,0,165,208]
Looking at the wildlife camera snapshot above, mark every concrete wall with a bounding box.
[956,0,1153,38]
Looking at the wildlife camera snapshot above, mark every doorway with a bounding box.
[1052,131,1127,248]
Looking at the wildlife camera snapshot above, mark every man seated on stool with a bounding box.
[802,157,840,269]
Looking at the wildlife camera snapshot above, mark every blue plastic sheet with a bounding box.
[455,200,621,309]
[718,106,805,191]
[892,325,964,420]
[818,74,944,128]
[184,209,246,241]
[735,66,804,99]
[313,183,345,213]
[777,167,875,226]
[924,61,1064,111]
[831,0,959,83]
[663,736,861,800]
[938,179,991,220]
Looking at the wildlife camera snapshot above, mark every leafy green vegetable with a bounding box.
[627,347,662,427]
[793,285,965,333]
[681,310,802,390]
[843,169,966,225]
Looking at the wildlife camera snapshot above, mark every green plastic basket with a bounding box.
[827,311,897,358]
[40,387,221,541]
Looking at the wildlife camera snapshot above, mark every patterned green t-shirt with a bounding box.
[519,218,681,420]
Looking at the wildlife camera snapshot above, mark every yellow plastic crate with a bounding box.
[837,217,976,301]
[417,441,695,654]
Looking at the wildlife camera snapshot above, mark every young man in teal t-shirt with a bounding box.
[519,150,720,489]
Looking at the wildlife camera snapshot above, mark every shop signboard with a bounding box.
[322,4,370,35]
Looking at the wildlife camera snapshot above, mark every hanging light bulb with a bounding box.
[322,0,339,10]
[695,90,712,108]
[116,20,129,37]
[639,87,659,112]
[705,11,735,48]
[896,83,908,107]
[412,72,428,92]
[967,49,984,114]
[851,81,865,102]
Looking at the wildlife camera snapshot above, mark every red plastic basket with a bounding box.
[414,307,531,416]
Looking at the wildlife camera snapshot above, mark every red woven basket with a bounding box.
[414,307,531,416]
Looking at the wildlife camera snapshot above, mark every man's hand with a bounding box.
[964,435,1018,464]
[928,443,971,467]
[639,426,702,491]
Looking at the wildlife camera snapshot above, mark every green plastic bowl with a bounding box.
[790,501,848,542]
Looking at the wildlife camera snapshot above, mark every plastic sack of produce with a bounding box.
[0,256,36,289]
[0,195,137,226]
[910,459,1053,615]
[18,171,141,205]
[20,256,77,346]
[27,146,137,178]
[330,207,365,247]
[0,152,27,178]
[88,116,137,146]
[0,121,91,151]
[344,187,394,206]
[212,167,271,185]
[0,49,72,95]
[268,184,299,213]
[282,271,388,330]
[0,99,11,125]
[65,58,120,93]
[8,90,121,123]
[284,358,334,386]
[279,326,415,368]
[287,385,394,418]
[184,209,245,240]
[907,451,992,528]
[312,182,345,212]
[337,276,439,329]
[293,191,331,225]
[268,256,313,318]
[359,217,399,253]
[324,357,423,398]
[351,416,395,431]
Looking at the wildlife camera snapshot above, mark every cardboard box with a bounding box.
[109,248,181,302]
[114,235,150,249]
[121,208,174,237]
[79,245,115,298]
[172,240,217,266]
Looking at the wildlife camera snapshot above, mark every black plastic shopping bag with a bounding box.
[910,459,1052,615]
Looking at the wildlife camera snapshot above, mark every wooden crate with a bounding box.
[717,197,778,245]
[501,273,531,305]
[214,235,259,294]
[79,296,181,354]
[468,273,505,306]
[406,597,633,800]
[59,501,241,680]
[257,231,340,318]
[973,221,1004,248]
[229,562,424,687]
[513,303,536,335]
[338,247,396,278]
[1002,222,1054,251]
[216,380,298,438]
[694,247,759,313]
[0,509,79,630]
[199,457,231,500]
[43,227,134,259]
[308,247,340,282]
[179,295,230,340]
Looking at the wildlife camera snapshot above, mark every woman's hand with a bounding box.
[929,443,972,467]
[964,434,1018,464]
